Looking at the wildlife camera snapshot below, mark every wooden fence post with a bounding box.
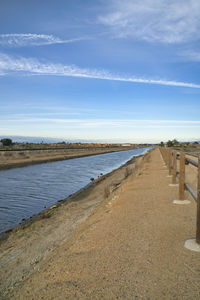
[172,150,177,184]
[179,152,185,200]
[162,148,166,165]
[196,156,200,244]
[164,148,167,165]
[168,149,170,171]
[160,147,162,159]
[167,149,170,171]
[169,150,172,176]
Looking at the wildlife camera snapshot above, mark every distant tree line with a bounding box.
[0,138,13,146]
[159,139,180,147]
[159,139,199,147]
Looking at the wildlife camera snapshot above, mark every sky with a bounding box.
[0,0,200,143]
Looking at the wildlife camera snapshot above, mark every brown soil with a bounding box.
[1,148,200,299]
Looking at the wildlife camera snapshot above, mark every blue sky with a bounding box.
[0,0,200,143]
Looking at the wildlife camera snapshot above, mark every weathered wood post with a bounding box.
[172,150,177,184]
[179,152,185,200]
[159,147,162,159]
[164,148,167,165]
[161,147,166,165]
[196,156,200,244]
[166,148,169,166]
[169,149,173,176]
[167,148,170,170]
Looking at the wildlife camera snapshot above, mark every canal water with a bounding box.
[0,147,150,233]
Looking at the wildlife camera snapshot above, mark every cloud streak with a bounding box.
[180,50,200,62]
[99,0,200,43]
[0,33,86,47]
[0,53,200,89]
[1,117,200,128]
[1,119,199,143]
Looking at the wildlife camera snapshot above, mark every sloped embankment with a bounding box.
[0,147,134,170]
[0,152,146,298]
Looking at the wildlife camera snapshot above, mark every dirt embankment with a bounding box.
[0,147,136,170]
[0,151,146,298]
[1,148,200,299]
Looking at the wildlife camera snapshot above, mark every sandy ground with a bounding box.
[1,148,200,299]
[0,153,143,298]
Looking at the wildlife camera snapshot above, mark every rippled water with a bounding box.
[0,147,150,233]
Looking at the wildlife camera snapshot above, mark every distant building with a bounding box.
[122,143,132,147]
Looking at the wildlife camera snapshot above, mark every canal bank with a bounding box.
[0,148,150,234]
[2,148,200,299]
[0,150,148,298]
[0,146,140,171]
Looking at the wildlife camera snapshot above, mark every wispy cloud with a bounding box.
[44,119,200,129]
[1,118,200,129]
[0,33,86,47]
[98,0,200,43]
[0,113,81,119]
[180,50,200,62]
[0,53,200,89]
[1,119,200,143]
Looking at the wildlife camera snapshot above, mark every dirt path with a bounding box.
[1,148,200,299]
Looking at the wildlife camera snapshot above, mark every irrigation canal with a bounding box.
[0,147,150,233]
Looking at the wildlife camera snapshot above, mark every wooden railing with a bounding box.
[159,147,200,244]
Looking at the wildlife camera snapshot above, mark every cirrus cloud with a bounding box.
[0,52,200,89]
[98,0,200,44]
[0,33,86,47]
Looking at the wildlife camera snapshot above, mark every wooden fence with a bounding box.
[159,147,200,245]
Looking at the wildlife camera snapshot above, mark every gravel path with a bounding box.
[4,148,200,299]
